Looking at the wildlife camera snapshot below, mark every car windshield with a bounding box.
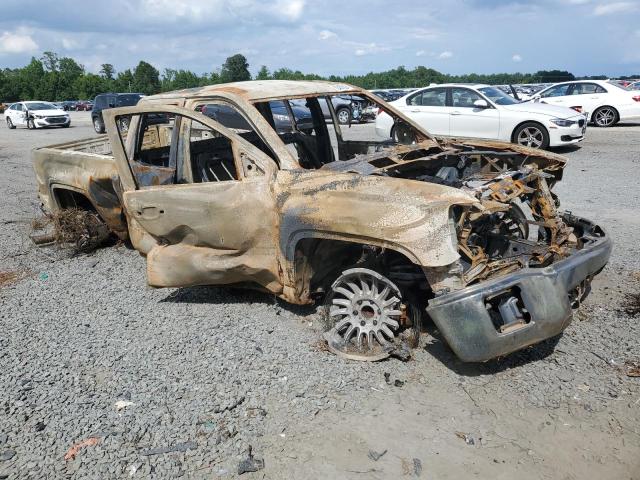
[25,102,57,110]
[478,87,519,105]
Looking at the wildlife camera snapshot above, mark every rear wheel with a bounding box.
[513,122,549,149]
[6,117,15,129]
[592,106,618,127]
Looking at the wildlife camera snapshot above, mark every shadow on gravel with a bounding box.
[423,322,562,376]
[160,285,317,316]
[551,144,582,155]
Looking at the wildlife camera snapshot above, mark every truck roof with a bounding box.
[143,80,361,103]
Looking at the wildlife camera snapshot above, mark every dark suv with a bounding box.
[92,93,144,133]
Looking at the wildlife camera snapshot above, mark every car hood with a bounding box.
[29,109,67,116]
[502,102,581,119]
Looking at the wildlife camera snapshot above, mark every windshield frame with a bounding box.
[477,87,520,106]
[24,102,58,110]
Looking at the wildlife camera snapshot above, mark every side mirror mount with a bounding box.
[473,99,489,109]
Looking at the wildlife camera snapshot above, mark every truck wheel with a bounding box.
[6,117,15,129]
[93,117,105,134]
[323,267,421,361]
[336,107,351,125]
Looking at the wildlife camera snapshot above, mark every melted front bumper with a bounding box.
[426,215,612,362]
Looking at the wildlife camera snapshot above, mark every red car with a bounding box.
[75,101,93,111]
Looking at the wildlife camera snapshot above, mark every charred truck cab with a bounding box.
[33,80,611,363]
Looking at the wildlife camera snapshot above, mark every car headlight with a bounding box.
[550,118,576,127]
[34,115,44,119]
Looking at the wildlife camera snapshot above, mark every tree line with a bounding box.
[1,51,637,102]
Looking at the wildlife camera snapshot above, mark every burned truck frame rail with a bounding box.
[32,80,611,363]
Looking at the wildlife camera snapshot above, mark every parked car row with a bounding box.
[374,79,640,150]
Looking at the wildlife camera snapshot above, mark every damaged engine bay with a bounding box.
[322,141,580,289]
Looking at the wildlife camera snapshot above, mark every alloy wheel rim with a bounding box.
[596,108,615,126]
[517,127,543,148]
[338,110,350,124]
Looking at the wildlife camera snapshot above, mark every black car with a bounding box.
[61,100,78,111]
[92,93,144,133]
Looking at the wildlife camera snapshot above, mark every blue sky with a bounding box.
[0,0,638,77]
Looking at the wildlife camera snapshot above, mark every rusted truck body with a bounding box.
[32,80,611,362]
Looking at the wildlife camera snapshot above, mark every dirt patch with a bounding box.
[620,292,640,317]
[31,209,110,254]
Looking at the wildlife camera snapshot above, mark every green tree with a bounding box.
[256,65,270,80]
[100,63,116,80]
[115,69,135,92]
[58,57,84,100]
[41,51,60,72]
[220,54,251,83]
[74,74,105,100]
[132,61,160,95]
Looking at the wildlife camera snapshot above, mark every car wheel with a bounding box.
[513,122,549,149]
[6,117,15,129]
[93,117,105,134]
[27,118,36,130]
[118,117,130,133]
[336,107,351,125]
[592,106,618,127]
[323,266,422,361]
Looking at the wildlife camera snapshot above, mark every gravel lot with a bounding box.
[1,112,639,479]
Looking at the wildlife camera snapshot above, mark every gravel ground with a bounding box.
[0,116,639,479]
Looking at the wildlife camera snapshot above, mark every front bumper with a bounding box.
[548,122,586,146]
[34,117,70,127]
[426,215,611,362]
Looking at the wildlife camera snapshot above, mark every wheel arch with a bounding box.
[287,235,430,304]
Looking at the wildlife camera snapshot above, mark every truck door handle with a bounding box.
[135,206,164,220]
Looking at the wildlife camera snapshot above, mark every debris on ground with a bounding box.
[368,449,387,461]
[30,209,110,254]
[413,458,423,477]
[114,400,135,411]
[455,431,475,445]
[63,437,100,461]
[394,379,405,388]
[0,450,16,462]
[0,269,29,288]
[237,445,264,475]
[384,372,391,385]
[624,360,640,377]
[621,293,640,317]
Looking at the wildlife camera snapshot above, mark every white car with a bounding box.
[5,101,71,129]
[533,80,640,127]
[376,84,587,149]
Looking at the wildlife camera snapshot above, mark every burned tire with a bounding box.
[513,122,549,149]
[336,107,351,125]
[323,267,422,361]
[592,106,618,127]
[93,117,105,134]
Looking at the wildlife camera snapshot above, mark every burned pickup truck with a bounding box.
[32,80,611,362]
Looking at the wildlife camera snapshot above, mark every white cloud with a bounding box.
[512,53,522,62]
[318,29,337,40]
[0,29,38,54]
[352,42,390,56]
[438,50,453,59]
[275,0,305,20]
[593,1,636,15]
[62,37,81,50]
[415,50,426,57]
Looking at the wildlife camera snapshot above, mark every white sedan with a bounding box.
[533,80,640,127]
[5,101,70,129]
[376,84,587,149]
